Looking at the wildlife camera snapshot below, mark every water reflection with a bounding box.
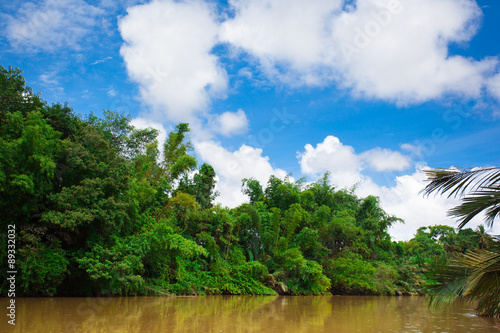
[3,296,499,332]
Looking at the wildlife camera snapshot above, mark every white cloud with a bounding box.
[298,135,411,188]
[39,72,60,86]
[4,0,104,51]
[331,0,496,104]
[298,136,363,189]
[361,147,411,172]
[119,0,228,123]
[117,0,499,132]
[107,86,117,97]
[192,135,497,240]
[220,0,344,86]
[487,72,500,102]
[237,67,253,80]
[221,0,498,103]
[38,71,64,96]
[400,143,423,158]
[211,109,249,137]
[195,141,289,208]
[196,134,495,240]
[90,56,112,66]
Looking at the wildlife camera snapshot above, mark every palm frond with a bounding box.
[423,167,500,198]
[423,167,500,229]
[450,188,500,228]
[429,240,500,317]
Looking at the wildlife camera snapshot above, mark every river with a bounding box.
[3,296,500,332]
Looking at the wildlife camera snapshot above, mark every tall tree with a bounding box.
[162,123,196,182]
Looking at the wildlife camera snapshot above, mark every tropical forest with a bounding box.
[1,66,499,316]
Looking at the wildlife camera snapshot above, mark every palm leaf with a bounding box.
[450,188,500,228]
[429,240,500,317]
[422,167,500,228]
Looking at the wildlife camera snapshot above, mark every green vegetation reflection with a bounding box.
[6,296,498,333]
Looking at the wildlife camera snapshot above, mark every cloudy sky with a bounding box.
[1,0,499,240]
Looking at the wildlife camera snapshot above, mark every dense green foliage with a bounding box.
[0,66,490,297]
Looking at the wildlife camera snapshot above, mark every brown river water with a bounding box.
[2,296,500,332]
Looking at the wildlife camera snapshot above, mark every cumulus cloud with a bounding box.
[220,0,344,86]
[119,0,228,123]
[117,0,500,125]
[194,134,479,241]
[211,109,249,137]
[361,147,411,172]
[298,135,411,188]
[221,0,498,103]
[332,0,497,103]
[298,136,363,188]
[195,141,289,208]
[4,0,104,51]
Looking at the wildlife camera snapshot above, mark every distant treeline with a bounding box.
[0,66,492,296]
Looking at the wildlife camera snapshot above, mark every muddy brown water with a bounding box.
[2,296,500,332]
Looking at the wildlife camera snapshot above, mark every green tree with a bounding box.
[0,66,45,121]
[0,111,61,227]
[162,123,197,182]
[324,255,378,295]
[242,177,264,205]
[178,163,218,209]
[271,238,331,295]
[264,175,299,210]
[475,225,493,250]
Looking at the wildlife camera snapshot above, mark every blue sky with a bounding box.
[1,0,499,240]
